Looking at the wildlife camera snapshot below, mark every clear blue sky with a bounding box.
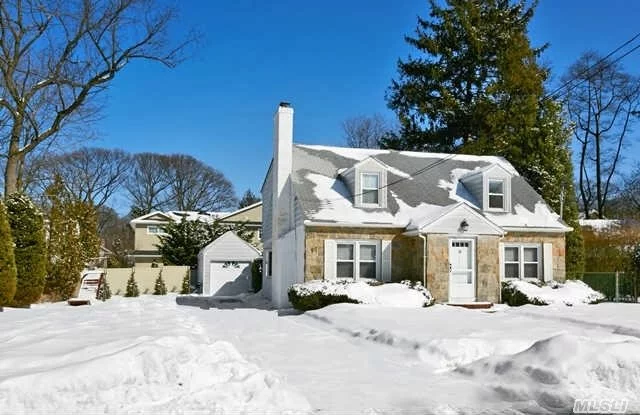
[96,0,640,211]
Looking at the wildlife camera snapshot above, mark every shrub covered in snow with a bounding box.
[288,279,434,311]
[502,280,605,306]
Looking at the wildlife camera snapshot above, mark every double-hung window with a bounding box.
[147,225,166,235]
[361,173,380,205]
[488,179,505,210]
[503,245,541,280]
[336,241,378,280]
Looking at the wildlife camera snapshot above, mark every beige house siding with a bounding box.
[304,226,421,283]
[133,223,165,251]
[222,204,262,223]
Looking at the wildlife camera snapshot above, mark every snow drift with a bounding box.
[455,333,640,413]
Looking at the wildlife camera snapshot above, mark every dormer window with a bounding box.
[488,179,505,210]
[361,173,380,206]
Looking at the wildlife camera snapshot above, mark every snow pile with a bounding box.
[290,280,434,307]
[505,279,605,306]
[456,333,640,413]
[0,296,310,415]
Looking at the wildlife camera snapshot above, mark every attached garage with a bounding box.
[197,231,262,296]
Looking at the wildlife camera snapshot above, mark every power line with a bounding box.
[544,32,640,101]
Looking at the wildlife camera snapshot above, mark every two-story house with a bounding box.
[262,103,571,307]
[129,202,262,266]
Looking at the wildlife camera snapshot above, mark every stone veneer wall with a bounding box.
[304,227,566,304]
[304,226,421,282]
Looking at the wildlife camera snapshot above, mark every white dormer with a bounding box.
[460,164,512,212]
[340,157,388,209]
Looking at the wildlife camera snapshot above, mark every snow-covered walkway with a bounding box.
[1,295,639,414]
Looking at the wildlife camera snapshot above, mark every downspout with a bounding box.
[419,234,427,288]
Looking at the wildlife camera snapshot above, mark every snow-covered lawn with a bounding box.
[1,295,639,414]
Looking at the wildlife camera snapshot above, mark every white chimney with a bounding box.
[271,102,294,307]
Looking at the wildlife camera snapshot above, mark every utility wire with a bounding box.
[544,31,640,100]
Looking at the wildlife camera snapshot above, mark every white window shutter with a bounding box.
[543,243,553,282]
[324,240,337,280]
[381,240,392,282]
[498,242,505,281]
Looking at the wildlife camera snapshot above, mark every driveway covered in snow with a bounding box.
[1,296,639,414]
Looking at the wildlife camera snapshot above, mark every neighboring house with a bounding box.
[129,203,262,266]
[197,231,262,296]
[262,103,571,307]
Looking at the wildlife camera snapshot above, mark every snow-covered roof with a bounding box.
[579,219,622,232]
[291,144,570,232]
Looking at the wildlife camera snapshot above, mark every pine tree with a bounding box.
[73,201,100,267]
[181,270,190,294]
[96,275,112,301]
[238,189,260,208]
[385,0,584,278]
[44,176,84,300]
[125,271,139,297]
[6,193,47,306]
[0,200,17,306]
[153,270,167,295]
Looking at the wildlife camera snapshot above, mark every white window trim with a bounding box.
[360,172,381,207]
[503,243,542,281]
[147,225,167,235]
[335,240,381,281]
[487,178,506,211]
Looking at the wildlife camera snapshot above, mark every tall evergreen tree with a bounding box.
[44,177,85,300]
[238,189,260,208]
[157,218,251,267]
[6,193,47,306]
[0,200,17,306]
[385,0,584,278]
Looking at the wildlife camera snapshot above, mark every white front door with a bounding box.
[448,239,475,303]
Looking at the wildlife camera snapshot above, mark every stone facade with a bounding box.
[304,226,566,304]
[304,226,421,282]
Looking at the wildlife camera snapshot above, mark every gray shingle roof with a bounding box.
[290,144,568,231]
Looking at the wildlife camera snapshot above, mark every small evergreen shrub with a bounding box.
[153,270,167,295]
[288,288,359,311]
[180,271,190,294]
[251,258,262,292]
[125,271,139,297]
[96,276,111,301]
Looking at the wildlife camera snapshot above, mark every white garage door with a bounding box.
[209,261,251,296]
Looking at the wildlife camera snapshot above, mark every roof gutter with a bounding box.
[501,226,572,233]
[303,220,405,229]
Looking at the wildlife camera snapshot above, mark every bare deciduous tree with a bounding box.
[0,0,195,196]
[34,148,131,209]
[563,51,640,218]
[126,153,172,216]
[342,114,390,149]
[166,154,237,212]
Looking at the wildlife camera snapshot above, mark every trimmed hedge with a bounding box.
[288,288,359,311]
[501,281,548,306]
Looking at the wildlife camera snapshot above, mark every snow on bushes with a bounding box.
[502,279,605,306]
[288,280,434,311]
